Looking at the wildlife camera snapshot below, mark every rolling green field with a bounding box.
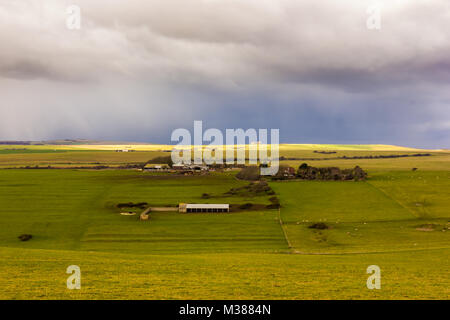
[0,144,448,299]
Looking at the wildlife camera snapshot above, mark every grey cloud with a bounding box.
[0,59,54,80]
[2,0,450,88]
[0,0,449,148]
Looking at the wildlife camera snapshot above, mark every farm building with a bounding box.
[172,164,185,170]
[179,203,229,213]
[282,166,296,177]
[143,164,170,172]
[173,164,209,171]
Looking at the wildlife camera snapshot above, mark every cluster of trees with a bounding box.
[145,156,173,167]
[339,153,431,159]
[235,166,260,181]
[296,163,367,181]
[225,180,275,196]
[279,153,431,161]
[236,163,368,181]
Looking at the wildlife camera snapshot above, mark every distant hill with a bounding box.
[0,139,155,146]
[0,140,440,152]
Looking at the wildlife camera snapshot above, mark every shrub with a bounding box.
[146,156,173,167]
[239,203,253,209]
[266,203,280,209]
[299,163,309,169]
[18,234,32,241]
[117,202,148,209]
[236,166,260,181]
[308,222,329,230]
[269,196,279,203]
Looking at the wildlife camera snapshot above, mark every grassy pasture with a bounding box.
[281,153,450,171]
[0,170,283,254]
[272,164,450,254]
[0,247,448,300]
[0,143,448,299]
[0,151,169,168]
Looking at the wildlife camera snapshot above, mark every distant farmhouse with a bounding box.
[179,203,229,213]
[143,164,171,172]
[172,164,209,172]
[281,166,296,177]
[163,163,210,175]
[141,160,247,174]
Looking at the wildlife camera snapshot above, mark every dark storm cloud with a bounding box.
[0,59,53,80]
[0,0,449,148]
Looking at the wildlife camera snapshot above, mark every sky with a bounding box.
[0,0,449,148]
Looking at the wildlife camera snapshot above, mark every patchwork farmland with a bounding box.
[0,143,448,299]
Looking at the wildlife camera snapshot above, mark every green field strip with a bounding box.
[365,180,422,219]
[0,246,448,299]
[291,246,450,255]
[277,208,293,251]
